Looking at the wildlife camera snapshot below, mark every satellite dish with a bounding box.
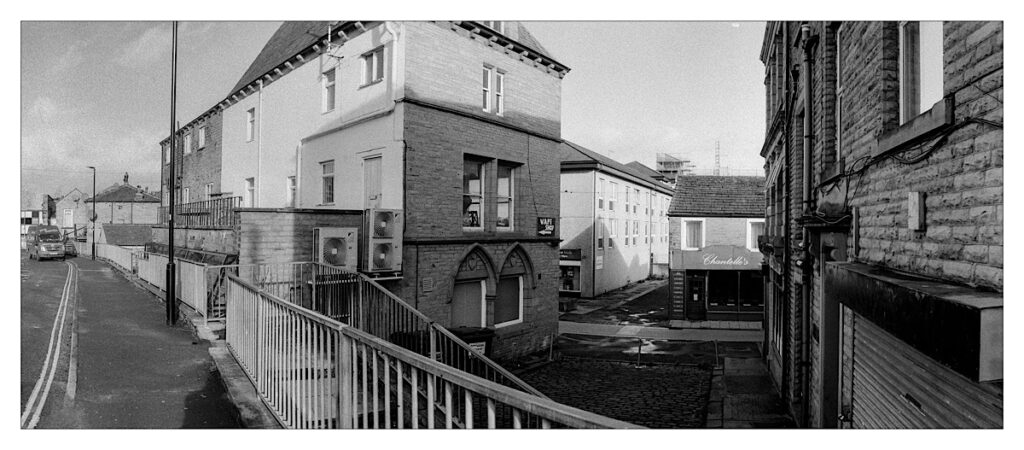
[322,237,347,266]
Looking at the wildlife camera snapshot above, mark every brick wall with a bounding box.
[235,209,362,265]
[163,111,224,206]
[403,21,562,139]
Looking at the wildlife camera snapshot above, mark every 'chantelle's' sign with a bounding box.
[679,245,761,270]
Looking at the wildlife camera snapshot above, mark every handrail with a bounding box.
[223,273,640,429]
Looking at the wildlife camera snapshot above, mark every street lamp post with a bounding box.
[166,21,179,326]
[87,166,96,260]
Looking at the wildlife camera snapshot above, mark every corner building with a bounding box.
[760,21,1002,428]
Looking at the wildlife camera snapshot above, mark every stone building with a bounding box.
[53,188,90,236]
[666,176,765,326]
[759,21,1002,428]
[160,108,224,207]
[86,181,161,225]
[558,141,673,299]
[157,21,569,362]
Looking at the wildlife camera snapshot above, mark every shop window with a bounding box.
[739,271,765,307]
[560,266,581,292]
[708,271,738,308]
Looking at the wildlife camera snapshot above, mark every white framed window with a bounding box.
[481,21,504,34]
[495,70,505,116]
[164,143,170,164]
[622,185,627,212]
[286,176,297,207]
[198,126,206,149]
[633,220,638,246]
[608,218,616,247]
[898,21,944,124]
[634,188,640,214]
[322,68,336,113]
[361,47,385,86]
[244,178,255,208]
[184,133,192,155]
[205,183,213,201]
[482,66,493,112]
[497,164,514,230]
[182,187,190,204]
[597,178,605,210]
[596,215,604,250]
[609,182,617,211]
[494,276,523,328]
[463,159,484,230]
[246,108,255,142]
[747,219,766,252]
[321,161,334,205]
[682,218,705,250]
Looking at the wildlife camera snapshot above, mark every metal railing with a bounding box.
[95,243,137,273]
[225,274,640,429]
[160,196,241,229]
[228,262,546,398]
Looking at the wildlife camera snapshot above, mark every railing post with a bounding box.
[337,331,354,429]
[429,327,438,361]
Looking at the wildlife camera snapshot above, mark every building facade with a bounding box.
[667,176,765,325]
[86,181,161,225]
[760,21,1002,428]
[161,21,569,362]
[559,141,673,298]
[53,188,90,236]
[161,108,224,208]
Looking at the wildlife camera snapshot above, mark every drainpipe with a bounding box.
[799,23,815,428]
[257,79,264,208]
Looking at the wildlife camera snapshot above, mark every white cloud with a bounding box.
[115,24,171,67]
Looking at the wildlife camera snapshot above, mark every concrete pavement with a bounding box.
[27,255,240,428]
[559,321,763,342]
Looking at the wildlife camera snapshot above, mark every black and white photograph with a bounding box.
[12,0,1013,443]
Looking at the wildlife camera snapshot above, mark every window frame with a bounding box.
[462,158,485,231]
[322,67,337,113]
[244,177,255,208]
[596,215,604,250]
[321,160,335,205]
[494,276,523,328]
[205,183,213,201]
[246,108,255,142]
[608,217,616,248]
[496,163,515,231]
[898,21,944,125]
[682,218,706,250]
[747,218,766,252]
[184,132,192,155]
[609,181,617,211]
[597,178,605,210]
[361,47,385,87]
[182,187,190,204]
[495,70,505,116]
[482,65,493,112]
[286,176,297,207]
[197,126,206,150]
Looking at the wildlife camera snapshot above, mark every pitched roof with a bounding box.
[87,184,160,203]
[100,224,153,246]
[229,21,331,96]
[625,161,669,181]
[560,141,673,195]
[668,176,766,218]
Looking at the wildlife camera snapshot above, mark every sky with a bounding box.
[19,19,767,209]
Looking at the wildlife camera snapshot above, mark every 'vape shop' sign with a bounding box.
[679,245,761,270]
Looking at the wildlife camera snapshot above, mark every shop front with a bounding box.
[671,245,764,321]
[558,248,582,296]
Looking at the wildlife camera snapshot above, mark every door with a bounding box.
[687,272,707,320]
[364,156,382,209]
[450,280,485,328]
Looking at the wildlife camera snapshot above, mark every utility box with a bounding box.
[448,327,496,357]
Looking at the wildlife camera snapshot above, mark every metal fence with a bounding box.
[228,262,545,399]
[95,243,137,273]
[160,196,241,229]
[225,274,640,429]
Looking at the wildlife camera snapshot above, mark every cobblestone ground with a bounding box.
[519,359,711,428]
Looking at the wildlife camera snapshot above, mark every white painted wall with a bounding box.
[221,23,398,209]
[559,171,595,295]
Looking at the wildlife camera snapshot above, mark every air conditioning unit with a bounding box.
[313,227,359,269]
[362,209,402,273]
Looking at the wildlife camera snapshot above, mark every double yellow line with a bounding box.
[21,260,78,429]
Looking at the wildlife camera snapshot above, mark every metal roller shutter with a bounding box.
[844,310,1002,428]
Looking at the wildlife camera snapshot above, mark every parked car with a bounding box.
[26,225,66,261]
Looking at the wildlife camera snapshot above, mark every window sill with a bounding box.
[359,79,384,89]
[876,96,955,158]
[494,319,523,329]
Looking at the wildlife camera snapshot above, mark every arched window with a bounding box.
[496,248,530,327]
[452,248,493,328]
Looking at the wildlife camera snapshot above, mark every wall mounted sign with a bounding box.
[677,245,762,270]
[537,217,555,236]
[559,249,582,261]
[595,254,604,269]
